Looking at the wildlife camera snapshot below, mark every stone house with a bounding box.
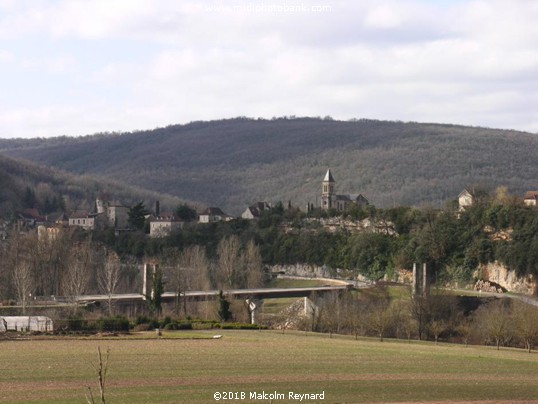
[149,214,183,238]
[96,195,129,229]
[241,202,271,220]
[458,189,474,211]
[320,169,369,211]
[524,191,538,206]
[107,204,129,229]
[68,210,98,230]
[199,207,234,223]
[17,208,47,229]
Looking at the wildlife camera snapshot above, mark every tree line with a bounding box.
[302,288,538,353]
[98,190,538,285]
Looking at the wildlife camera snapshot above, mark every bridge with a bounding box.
[76,284,353,305]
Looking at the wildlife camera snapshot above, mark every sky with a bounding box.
[0,0,537,138]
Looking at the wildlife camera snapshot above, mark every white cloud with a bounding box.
[0,0,537,137]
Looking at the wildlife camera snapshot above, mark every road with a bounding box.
[76,284,353,304]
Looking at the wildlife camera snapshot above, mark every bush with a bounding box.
[164,321,193,330]
[132,323,151,332]
[96,316,130,332]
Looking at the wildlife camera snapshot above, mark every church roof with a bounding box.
[323,168,335,182]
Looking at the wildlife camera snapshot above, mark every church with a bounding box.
[320,168,369,211]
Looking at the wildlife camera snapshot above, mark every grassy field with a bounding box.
[1,330,538,403]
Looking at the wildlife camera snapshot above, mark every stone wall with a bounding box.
[270,264,331,278]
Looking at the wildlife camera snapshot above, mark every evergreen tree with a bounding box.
[128,202,149,230]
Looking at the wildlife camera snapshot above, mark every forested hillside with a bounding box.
[0,155,184,217]
[1,117,536,214]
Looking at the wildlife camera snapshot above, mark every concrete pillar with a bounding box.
[422,263,429,298]
[412,263,418,296]
[142,263,148,299]
[142,263,158,299]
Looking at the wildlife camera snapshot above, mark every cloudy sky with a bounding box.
[0,0,537,138]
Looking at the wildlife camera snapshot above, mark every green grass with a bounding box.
[261,297,300,314]
[1,330,538,403]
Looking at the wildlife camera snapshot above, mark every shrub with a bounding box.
[96,316,130,332]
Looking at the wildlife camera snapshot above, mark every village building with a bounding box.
[458,189,474,211]
[199,207,234,223]
[37,225,62,242]
[17,208,48,229]
[320,169,369,211]
[96,195,129,228]
[106,204,130,229]
[149,214,183,237]
[241,202,272,220]
[68,210,98,230]
[524,191,538,206]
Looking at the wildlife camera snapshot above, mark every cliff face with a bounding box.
[481,261,536,295]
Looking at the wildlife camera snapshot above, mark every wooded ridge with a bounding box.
[1,117,536,214]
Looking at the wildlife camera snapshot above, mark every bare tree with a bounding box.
[185,245,211,291]
[164,245,211,316]
[429,319,447,344]
[86,347,110,404]
[513,301,538,353]
[13,260,34,314]
[475,300,512,350]
[7,231,36,314]
[456,318,472,347]
[64,240,93,306]
[36,227,72,297]
[408,294,430,341]
[217,236,242,289]
[97,249,122,316]
[243,240,264,289]
[366,299,394,342]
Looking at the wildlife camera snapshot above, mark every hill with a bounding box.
[1,117,537,214]
[0,155,184,217]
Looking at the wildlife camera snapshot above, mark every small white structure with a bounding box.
[0,316,54,332]
[458,189,474,211]
[524,191,538,206]
[199,207,234,223]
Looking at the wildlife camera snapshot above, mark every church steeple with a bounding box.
[321,168,335,210]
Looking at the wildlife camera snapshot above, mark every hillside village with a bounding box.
[3,168,370,238]
[0,168,536,255]
[3,169,537,241]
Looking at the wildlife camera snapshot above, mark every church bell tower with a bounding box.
[321,168,335,210]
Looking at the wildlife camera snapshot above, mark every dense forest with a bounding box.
[0,155,185,217]
[1,117,537,214]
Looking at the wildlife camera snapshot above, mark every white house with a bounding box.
[524,191,538,206]
[149,215,183,237]
[458,189,474,211]
[199,207,234,223]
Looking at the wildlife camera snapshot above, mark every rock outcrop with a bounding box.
[479,261,536,295]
